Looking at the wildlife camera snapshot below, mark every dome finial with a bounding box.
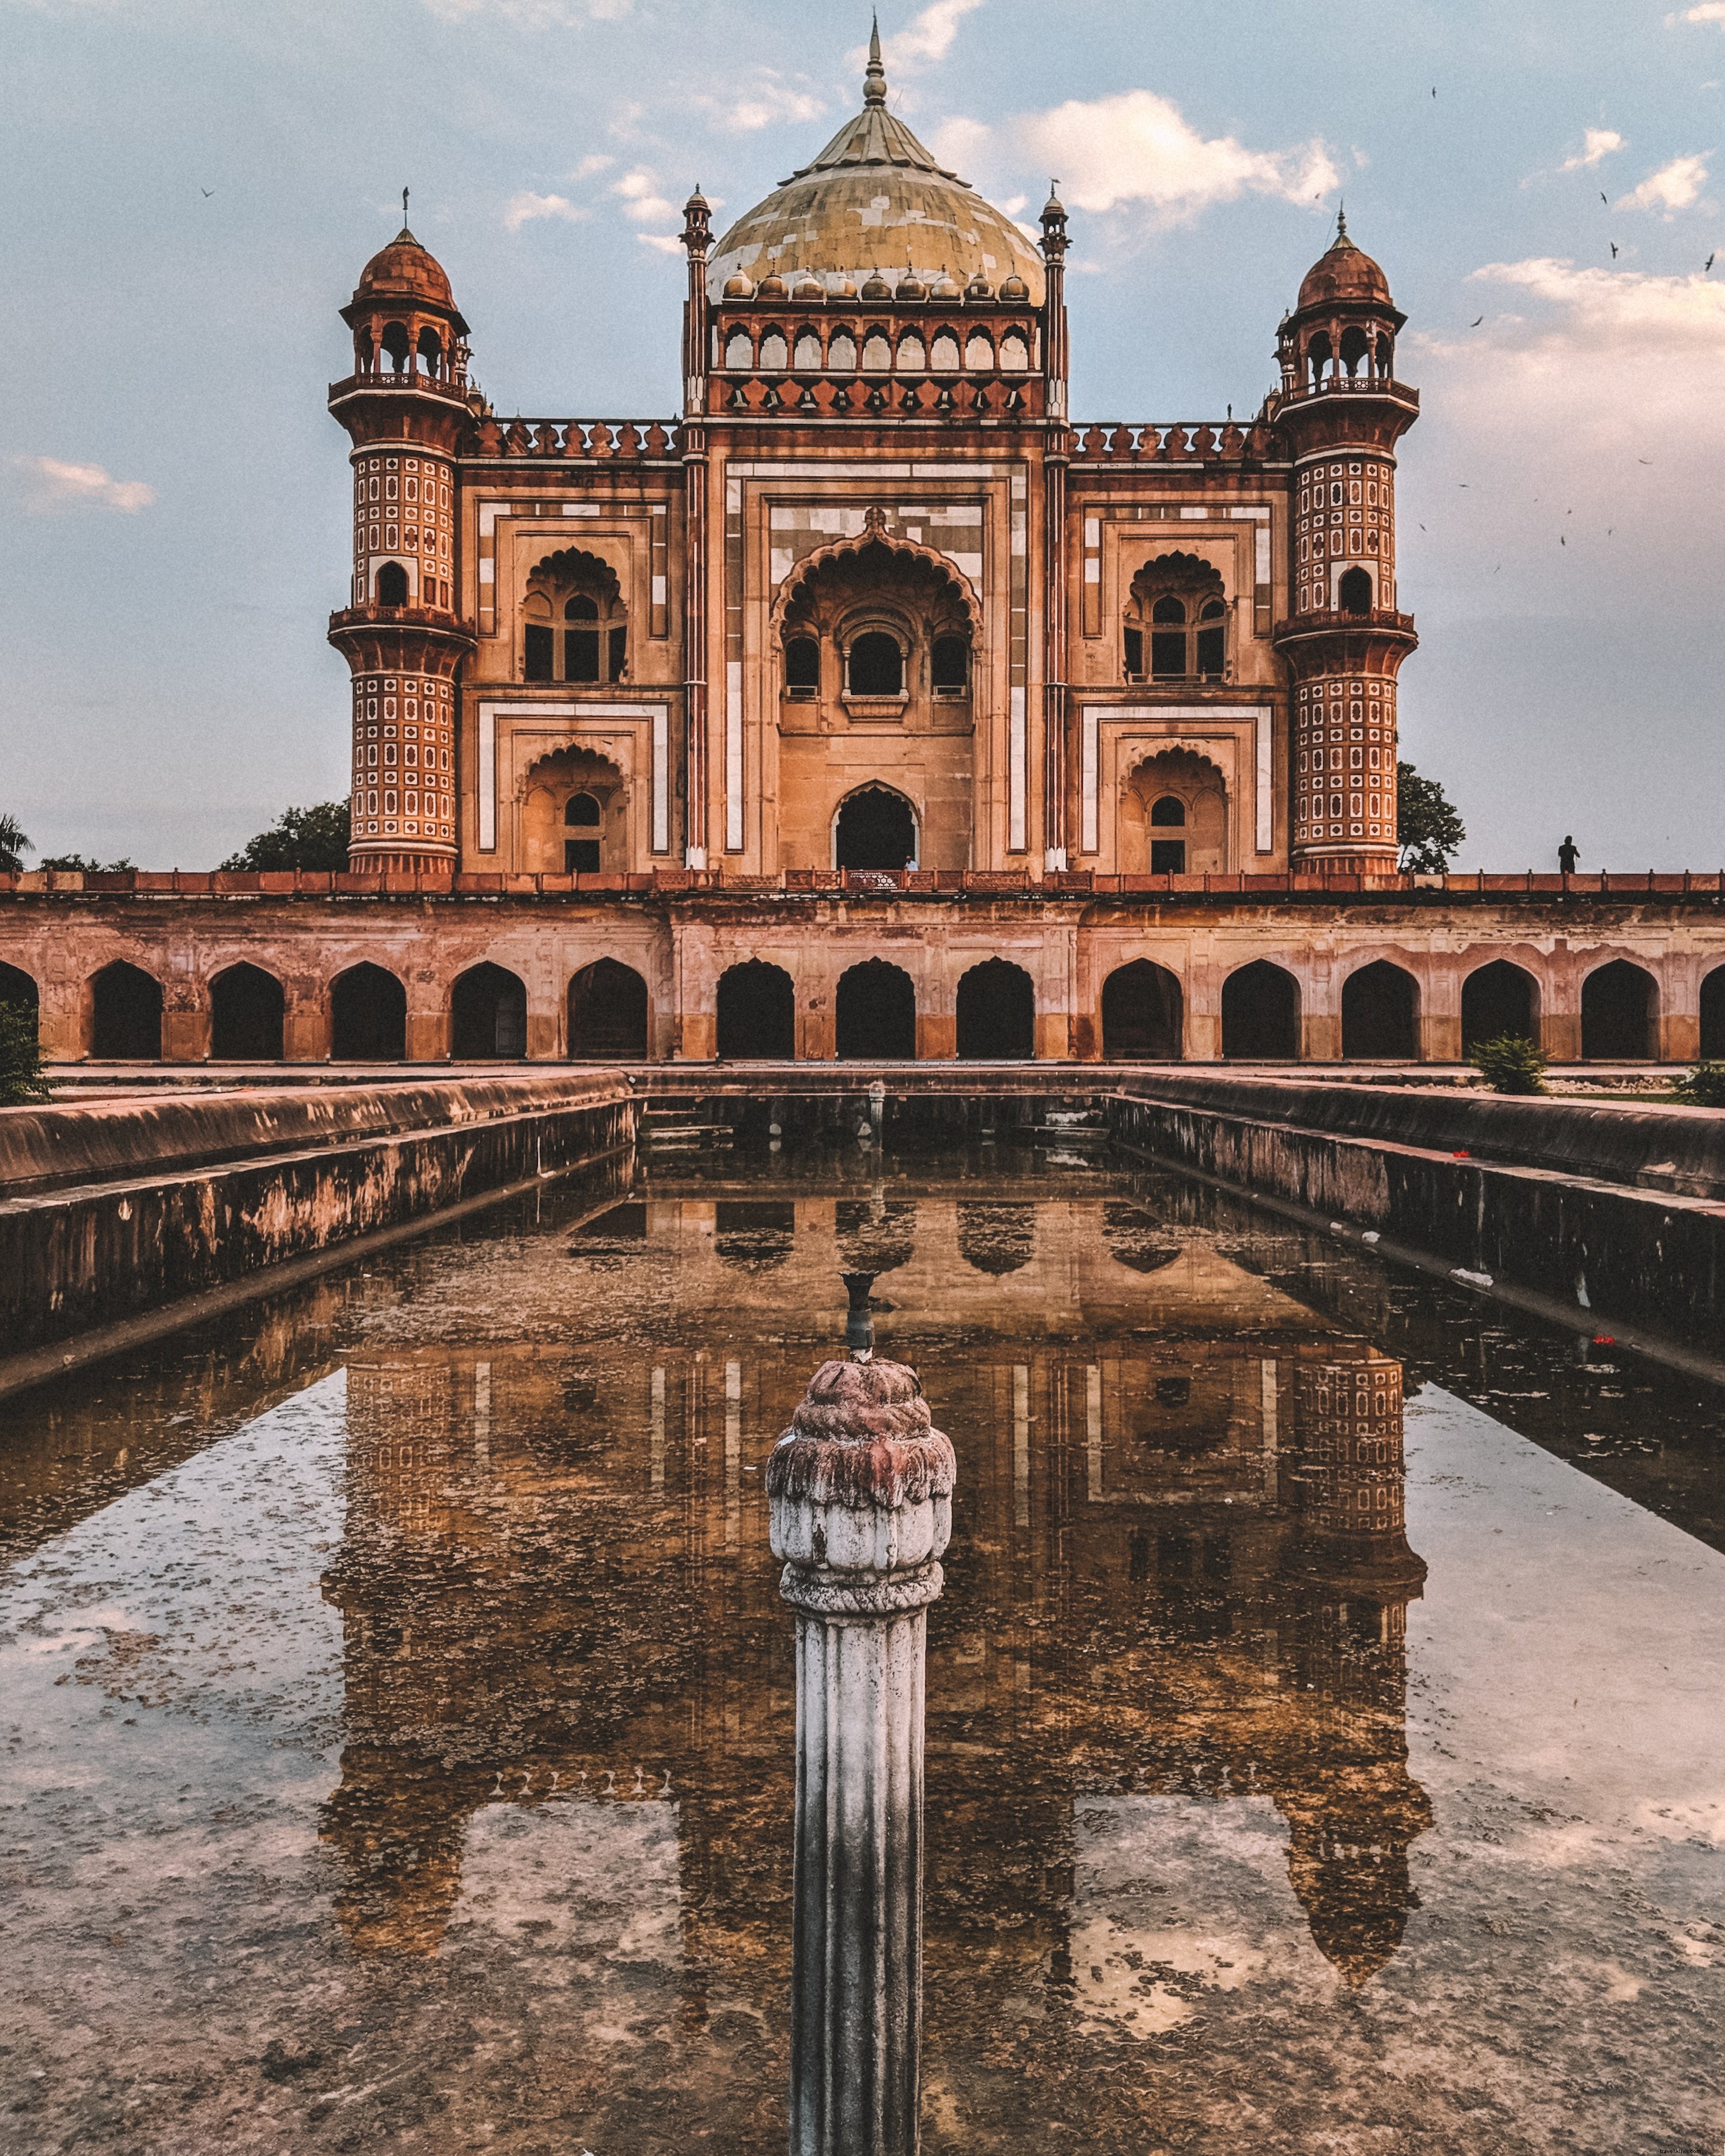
[1336,200,1348,240]
[864,12,886,104]
[399,185,412,240]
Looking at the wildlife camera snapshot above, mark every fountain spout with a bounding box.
[767,1354,956,2155]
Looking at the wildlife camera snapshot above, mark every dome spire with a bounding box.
[864,13,886,104]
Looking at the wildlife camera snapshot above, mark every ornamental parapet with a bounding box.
[1268,377,1420,422]
[462,416,683,460]
[1070,419,1280,462]
[6,867,1723,904]
[327,368,475,409]
[1273,606,1419,653]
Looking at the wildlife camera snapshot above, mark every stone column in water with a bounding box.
[767,1352,956,2156]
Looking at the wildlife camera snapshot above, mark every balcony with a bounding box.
[1273,606,1417,643]
[1272,375,1420,411]
[328,366,475,408]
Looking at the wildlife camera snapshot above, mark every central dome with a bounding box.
[708,29,1045,306]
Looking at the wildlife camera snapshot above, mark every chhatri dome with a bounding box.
[707,22,1046,306]
[1296,207,1393,312]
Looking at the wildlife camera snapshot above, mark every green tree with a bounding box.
[1397,761,1466,874]
[1469,1033,1547,1095]
[220,800,351,873]
[37,853,136,872]
[0,999,49,1104]
[0,814,32,872]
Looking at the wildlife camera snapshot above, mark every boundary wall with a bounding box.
[3,885,1725,1064]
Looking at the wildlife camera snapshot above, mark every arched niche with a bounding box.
[1222,961,1301,1059]
[1102,961,1183,1060]
[716,961,795,1060]
[836,959,916,1059]
[451,963,528,1058]
[568,958,649,1059]
[956,959,1035,1060]
[1342,961,1419,1060]
[1120,749,1227,876]
[89,961,162,1060]
[834,787,918,872]
[520,746,626,876]
[1461,961,1538,1053]
[331,963,407,1061]
[1701,965,1725,1060]
[210,963,285,1061]
[1581,959,1657,1060]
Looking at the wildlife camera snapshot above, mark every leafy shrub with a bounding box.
[1469,1033,1547,1095]
[1672,1061,1725,1109]
[0,1000,50,1105]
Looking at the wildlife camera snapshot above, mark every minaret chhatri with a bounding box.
[327,198,476,875]
[1271,210,1419,877]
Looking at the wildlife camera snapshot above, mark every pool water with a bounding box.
[3,1142,1724,2154]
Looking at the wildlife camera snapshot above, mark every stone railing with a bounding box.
[1070,420,1277,461]
[1275,375,1420,408]
[5,867,1721,902]
[1273,606,1418,640]
[327,369,473,405]
[465,417,682,459]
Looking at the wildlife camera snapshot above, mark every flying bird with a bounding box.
[1601,191,1608,204]
[1610,241,1618,257]
[1470,314,1484,326]
[1639,457,1653,464]
[1708,253,1716,272]
[201,188,214,198]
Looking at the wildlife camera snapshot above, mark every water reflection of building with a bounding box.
[320,1174,1428,2025]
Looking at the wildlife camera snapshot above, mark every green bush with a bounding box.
[1673,1061,1725,1109]
[0,1000,50,1106]
[1469,1033,1547,1095]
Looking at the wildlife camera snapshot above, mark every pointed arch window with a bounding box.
[1124,553,1229,684]
[759,328,788,371]
[725,329,752,370]
[930,329,960,373]
[793,328,822,372]
[999,330,1030,371]
[523,549,628,685]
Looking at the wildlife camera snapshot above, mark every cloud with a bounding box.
[572,153,613,179]
[1560,128,1625,171]
[962,89,1336,223]
[1618,152,1711,211]
[611,166,678,225]
[694,70,828,134]
[13,457,154,513]
[420,0,631,21]
[890,0,985,66]
[503,191,587,230]
[1669,3,1725,24]
[1465,254,1725,349]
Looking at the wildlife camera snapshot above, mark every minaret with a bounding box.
[327,207,476,875]
[679,185,713,869]
[1040,183,1071,872]
[1271,213,1419,877]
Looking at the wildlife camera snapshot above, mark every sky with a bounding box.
[1,0,1720,870]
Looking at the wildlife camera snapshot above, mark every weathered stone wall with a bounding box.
[0,1077,632,1364]
[1108,1076,1725,1349]
[3,886,1724,1064]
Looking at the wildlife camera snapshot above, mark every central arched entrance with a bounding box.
[834,788,917,872]
[451,963,528,1058]
[568,959,649,1059]
[836,959,916,1058]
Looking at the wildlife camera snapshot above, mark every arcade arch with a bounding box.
[1581,960,1656,1060]
[1102,961,1182,1060]
[210,963,285,1061]
[1341,961,1419,1060]
[716,961,795,1060]
[956,959,1034,1060]
[451,963,527,1058]
[90,961,162,1059]
[1222,961,1301,1059]
[331,963,407,1061]
[836,959,916,1059]
[568,958,649,1059]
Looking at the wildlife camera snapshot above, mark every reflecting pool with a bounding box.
[3,1144,1724,2153]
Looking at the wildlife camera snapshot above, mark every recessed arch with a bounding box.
[0,963,39,1016]
[374,561,408,606]
[89,961,162,1059]
[210,962,284,1061]
[836,959,916,1060]
[1222,961,1301,1059]
[956,959,1035,1060]
[716,960,795,1060]
[771,525,983,642]
[1342,960,1419,1060]
[834,785,918,872]
[568,958,648,1059]
[331,963,406,1061]
[1102,961,1182,1060]
[451,962,527,1059]
[1582,959,1658,1060]
[1461,960,1539,1054]
[1701,964,1725,1060]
